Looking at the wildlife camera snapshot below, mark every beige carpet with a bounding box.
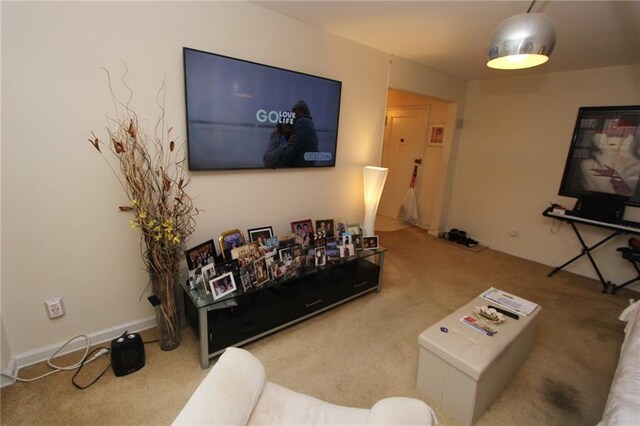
[375,214,413,232]
[1,227,633,425]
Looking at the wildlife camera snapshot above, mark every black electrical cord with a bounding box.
[71,346,112,390]
[71,333,160,389]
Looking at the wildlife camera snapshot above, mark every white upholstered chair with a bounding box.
[173,347,437,425]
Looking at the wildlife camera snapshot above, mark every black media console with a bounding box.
[181,248,386,368]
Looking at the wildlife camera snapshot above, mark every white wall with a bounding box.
[450,65,640,286]
[0,1,8,378]
[1,2,390,358]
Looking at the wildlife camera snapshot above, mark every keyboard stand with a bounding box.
[543,207,640,294]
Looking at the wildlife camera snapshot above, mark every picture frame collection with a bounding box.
[185,218,379,301]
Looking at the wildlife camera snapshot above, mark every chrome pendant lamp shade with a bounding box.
[487,2,556,70]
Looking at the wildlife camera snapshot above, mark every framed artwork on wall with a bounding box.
[428,124,445,146]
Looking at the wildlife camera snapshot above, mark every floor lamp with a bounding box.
[363,166,388,236]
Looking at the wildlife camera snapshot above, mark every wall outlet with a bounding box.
[45,297,65,319]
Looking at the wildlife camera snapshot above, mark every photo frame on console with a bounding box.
[185,239,216,270]
[315,219,334,237]
[363,235,379,250]
[219,229,245,261]
[340,243,355,258]
[278,247,293,262]
[240,272,252,292]
[315,246,326,267]
[247,226,274,246]
[325,238,340,261]
[335,219,348,237]
[352,234,364,251]
[253,257,269,287]
[341,232,353,246]
[346,223,362,236]
[291,219,314,246]
[189,267,208,295]
[201,263,216,291]
[209,272,237,300]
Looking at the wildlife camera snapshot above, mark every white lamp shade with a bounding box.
[363,166,388,236]
[487,12,556,70]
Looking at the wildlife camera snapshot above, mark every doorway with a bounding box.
[378,89,451,231]
[378,107,428,219]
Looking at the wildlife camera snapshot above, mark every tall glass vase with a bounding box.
[149,269,180,351]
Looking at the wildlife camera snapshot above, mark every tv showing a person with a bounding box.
[263,100,319,168]
[183,48,341,171]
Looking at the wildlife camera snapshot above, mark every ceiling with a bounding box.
[254,1,640,81]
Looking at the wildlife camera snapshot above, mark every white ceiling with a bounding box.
[254,1,640,81]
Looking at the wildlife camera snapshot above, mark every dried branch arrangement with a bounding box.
[89,69,198,276]
[88,69,198,349]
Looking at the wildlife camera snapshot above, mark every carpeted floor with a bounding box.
[0,227,633,425]
[375,214,413,232]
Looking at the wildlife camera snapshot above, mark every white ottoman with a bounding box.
[417,293,541,425]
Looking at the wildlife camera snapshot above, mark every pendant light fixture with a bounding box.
[486,0,556,70]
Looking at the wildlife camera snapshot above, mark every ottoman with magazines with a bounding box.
[417,288,540,425]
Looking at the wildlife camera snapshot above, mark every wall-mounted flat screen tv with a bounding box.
[183,47,342,171]
[559,105,640,207]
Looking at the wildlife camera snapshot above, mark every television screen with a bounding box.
[559,105,640,207]
[183,47,342,170]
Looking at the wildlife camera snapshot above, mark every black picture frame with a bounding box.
[185,239,216,270]
[558,105,640,207]
[247,226,274,246]
[352,234,364,251]
[315,219,335,237]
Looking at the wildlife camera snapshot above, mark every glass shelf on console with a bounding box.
[179,247,387,312]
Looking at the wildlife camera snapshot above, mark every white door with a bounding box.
[378,107,429,219]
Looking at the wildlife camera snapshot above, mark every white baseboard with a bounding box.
[1,358,17,388]
[1,316,156,388]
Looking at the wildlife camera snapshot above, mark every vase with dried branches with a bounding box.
[89,71,198,350]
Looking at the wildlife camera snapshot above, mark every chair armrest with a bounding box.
[173,347,266,425]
